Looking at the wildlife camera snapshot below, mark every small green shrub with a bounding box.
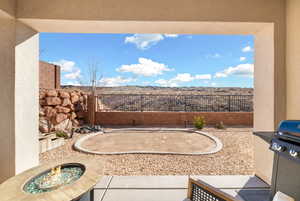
[193,116,205,129]
[215,121,225,129]
[56,130,69,139]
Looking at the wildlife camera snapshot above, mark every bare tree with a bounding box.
[76,60,103,127]
[77,60,103,94]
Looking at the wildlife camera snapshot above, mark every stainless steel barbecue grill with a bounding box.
[269,120,300,200]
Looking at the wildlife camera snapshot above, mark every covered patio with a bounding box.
[1,0,300,200]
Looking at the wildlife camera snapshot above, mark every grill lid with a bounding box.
[277,120,300,140]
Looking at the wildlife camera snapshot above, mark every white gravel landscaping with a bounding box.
[40,127,254,175]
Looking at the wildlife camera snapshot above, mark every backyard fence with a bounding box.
[97,94,253,112]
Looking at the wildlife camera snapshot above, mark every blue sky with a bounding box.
[40,33,254,88]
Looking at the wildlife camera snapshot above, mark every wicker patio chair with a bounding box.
[187,178,295,201]
[187,178,238,201]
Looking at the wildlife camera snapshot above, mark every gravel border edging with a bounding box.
[74,128,223,155]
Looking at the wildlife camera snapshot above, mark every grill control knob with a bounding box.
[277,132,284,136]
[289,150,299,158]
[271,142,285,152]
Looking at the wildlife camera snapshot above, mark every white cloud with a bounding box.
[242,46,253,52]
[65,81,81,86]
[164,34,178,38]
[117,58,174,77]
[195,74,212,80]
[211,82,217,87]
[240,57,246,61]
[64,69,81,80]
[172,73,195,82]
[125,34,178,50]
[98,76,136,87]
[125,34,164,50]
[155,73,212,87]
[51,59,76,72]
[214,63,254,78]
[52,59,82,80]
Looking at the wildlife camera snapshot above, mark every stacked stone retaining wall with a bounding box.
[39,88,88,133]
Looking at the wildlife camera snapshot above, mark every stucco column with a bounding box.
[253,24,276,185]
[15,22,39,175]
[253,21,286,184]
[254,24,275,132]
[0,11,39,183]
[286,0,300,119]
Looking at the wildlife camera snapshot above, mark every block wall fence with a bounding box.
[39,61,60,89]
[95,111,253,127]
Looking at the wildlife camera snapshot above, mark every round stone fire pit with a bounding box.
[0,158,103,201]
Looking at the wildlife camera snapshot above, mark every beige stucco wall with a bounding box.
[0,0,15,17]
[15,22,39,174]
[0,7,39,182]
[254,25,275,131]
[253,25,276,184]
[17,0,284,22]
[0,11,16,183]
[286,0,300,119]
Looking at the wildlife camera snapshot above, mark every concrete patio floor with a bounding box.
[92,175,270,201]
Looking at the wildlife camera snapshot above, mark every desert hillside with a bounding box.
[61,86,253,112]
[62,86,253,95]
